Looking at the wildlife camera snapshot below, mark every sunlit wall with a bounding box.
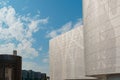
[83,0,120,76]
[49,26,86,80]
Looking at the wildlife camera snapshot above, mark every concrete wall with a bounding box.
[83,0,120,76]
[49,26,86,80]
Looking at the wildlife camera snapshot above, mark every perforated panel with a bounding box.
[49,26,85,80]
[83,0,120,76]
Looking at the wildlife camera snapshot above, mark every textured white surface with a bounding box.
[83,0,120,76]
[49,26,89,80]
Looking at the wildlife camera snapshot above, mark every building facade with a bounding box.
[49,26,95,80]
[50,0,120,80]
[22,70,47,80]
[83,0,120,79]
[0,51,22,80]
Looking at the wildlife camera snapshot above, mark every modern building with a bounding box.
[49,26,96,80]
[83,0,120,80]
[34,72,42,80]
[0,50,22,80]
[22,70,48,80]
[22,70,28,80]
[50,0,120,80]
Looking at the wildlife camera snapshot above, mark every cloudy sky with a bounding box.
[0,0,82,75]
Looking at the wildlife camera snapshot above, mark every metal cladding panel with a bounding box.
[49,26,85,80]
[83,0,120,76]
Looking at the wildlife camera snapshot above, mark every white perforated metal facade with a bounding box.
[49,26,88,80]
[83,0,120,76]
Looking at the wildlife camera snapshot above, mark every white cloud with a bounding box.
[38,46,43,51]
[42,52,49,63]
[46,31,57,38]
[0,6,48,59]
[43,58,49,63]
[0,0,9,6]
[74,18,83,28]
[17,40,39,59]
[46,22,72,38]
[46,18,83,38]
[22,61,49,75]
[58,22,72,33]
[22,62,42,71]
[0,43,15,54]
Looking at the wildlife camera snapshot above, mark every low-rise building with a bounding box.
[22,70,48,80]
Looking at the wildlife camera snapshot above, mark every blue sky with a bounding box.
[0,0,82,75]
